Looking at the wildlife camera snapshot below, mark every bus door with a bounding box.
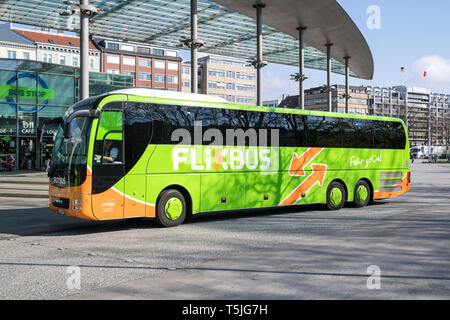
[92,110,125,220]
[122,101,156,218]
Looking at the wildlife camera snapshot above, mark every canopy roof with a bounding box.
[0,0,373,79]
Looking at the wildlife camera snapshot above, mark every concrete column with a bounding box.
[344,56,350,113]
[255,3,265,106]
[326,44,333,112]
[80,0,90,100]
[191,0,198,94]
[298,27,306,109]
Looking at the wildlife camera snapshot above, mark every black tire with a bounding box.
[353,180,371,208]
[326,181,346,210]
[156,189,187,227]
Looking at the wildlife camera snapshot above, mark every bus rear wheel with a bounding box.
[326,181,346,210]
[353,180,371,208]
[156,189,187,227]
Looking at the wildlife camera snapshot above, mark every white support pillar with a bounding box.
[80,0,89,100]
[344,56,350,113]
[298,27,307,109]
[255,3,265,106]
[191,0,198,94]
[326,43,333,112]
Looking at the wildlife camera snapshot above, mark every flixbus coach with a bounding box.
[48,88,411,227]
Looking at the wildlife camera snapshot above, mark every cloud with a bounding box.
[412,55,450,83]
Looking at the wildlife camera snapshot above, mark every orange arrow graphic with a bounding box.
[289,148,323,176]
[280,164,327,206]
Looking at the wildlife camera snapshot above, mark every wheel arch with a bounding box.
[357,177,374,203]
[158,184,193,217]
[328,178,349,201]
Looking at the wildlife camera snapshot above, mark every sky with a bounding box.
[3,1,450,101]
[250,0,450,101]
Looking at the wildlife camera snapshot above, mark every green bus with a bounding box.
[49,89,411,227]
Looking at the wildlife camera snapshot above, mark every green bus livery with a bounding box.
[49,89,411,227]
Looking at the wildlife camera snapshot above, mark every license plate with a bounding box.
[57,208,65,215]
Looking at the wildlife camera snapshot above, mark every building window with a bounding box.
[72,57,79,67]
[107,69,120,74]
[183,81,190,88]
[7,50,16,59]
[89,58,95,70]
[154,60,165,69]
[106,42,119,50]
[22,52,30,60]
[137,46,151,54]
[165,50,177,57]
[168,62,178,71]
[153,48,164,56]
[138,58,152,68]
[208,69,225,77]
[168,76,178,84]
[226,83,235,90]
[208,81,225,90]
[106,55,120,64]
[123,57,135,66]
[122,71,136,79]
[226,71,235,78]
[154,74,165,83]
[138,72,152,81]
[226,95,235,103]
[237,84,256,92]
[120,44,134,52]
[236,96,256,105]
[183,67,190,75]
[60,56,66,65]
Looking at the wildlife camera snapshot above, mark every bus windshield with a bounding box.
[52,116,91,167]
[50,96,99,172]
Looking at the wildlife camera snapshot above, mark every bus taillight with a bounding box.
[407,172,411,184]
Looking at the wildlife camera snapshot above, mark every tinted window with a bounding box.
[124,102,153,172]
[135,103,406,150]
[351,119,374,149]
[305,116,341,148]
[373,121,405,149]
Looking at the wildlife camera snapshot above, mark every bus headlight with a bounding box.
[73,200,83,206]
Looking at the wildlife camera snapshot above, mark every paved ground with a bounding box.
[0,163,449,300]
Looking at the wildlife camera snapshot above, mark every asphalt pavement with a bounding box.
[0,162,449,300]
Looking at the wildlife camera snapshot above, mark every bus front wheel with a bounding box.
[326,181,346,210]
[156,189,187,227]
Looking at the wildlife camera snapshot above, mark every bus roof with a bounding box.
[110,88,228,104]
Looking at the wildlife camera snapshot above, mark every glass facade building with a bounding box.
[0,59,133,171]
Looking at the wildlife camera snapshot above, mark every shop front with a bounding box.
[0,59,133,171]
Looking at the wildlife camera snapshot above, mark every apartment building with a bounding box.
[93,36,182,90]
[0,23,36,61]
[279,85,370,114]
[367,86,450,146]
[182,55,257,105]
[11,27,100,71]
